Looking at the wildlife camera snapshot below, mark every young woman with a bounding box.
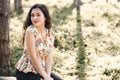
[15,4,62,80]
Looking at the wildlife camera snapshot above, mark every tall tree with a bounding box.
[0,0,11,75]
[73,0,85,80]
[73,0,82,10]
[14,0,23,14]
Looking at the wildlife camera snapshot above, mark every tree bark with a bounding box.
[14,0,23,14]
[73,0,82,10]
[0,0,11,75]
[74,0,85,79]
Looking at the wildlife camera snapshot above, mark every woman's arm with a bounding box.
[26,31,50,79]
[45,32,54,76]
[45,52,53,76]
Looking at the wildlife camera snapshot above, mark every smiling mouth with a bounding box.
[33,21,38,24]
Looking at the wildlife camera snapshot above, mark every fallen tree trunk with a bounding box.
[0,77,16,80]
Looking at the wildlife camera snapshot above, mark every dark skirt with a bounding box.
[16,69,42,80]
[16,69,63,80]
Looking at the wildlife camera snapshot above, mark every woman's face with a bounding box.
[31,8,46,27]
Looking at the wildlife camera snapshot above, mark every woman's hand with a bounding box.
[44,76,53,80]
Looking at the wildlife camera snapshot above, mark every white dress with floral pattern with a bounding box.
[15,25,54,74]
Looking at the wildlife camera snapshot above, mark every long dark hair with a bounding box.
[22,4,52,45]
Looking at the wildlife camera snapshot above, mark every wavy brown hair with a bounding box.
[22,4,52,45]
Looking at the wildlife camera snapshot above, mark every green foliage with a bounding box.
[103,69,111,76]
[11,47,23,65]
[83,19,95,27]
[10,4,17,18]
[10,47,23,76]
[103,69,120,80]
[51,4,74,27]
[52,4,77,51]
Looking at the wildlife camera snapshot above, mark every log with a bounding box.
[0,77,16,80]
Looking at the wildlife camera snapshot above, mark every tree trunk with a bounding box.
[74,0,85,79]
[73,0,82,10]
[14,0,23,14]
[0,0,11,75]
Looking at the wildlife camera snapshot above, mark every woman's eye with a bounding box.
[36,14,41,17]
[31,13,41,18]
[31,14,34,17]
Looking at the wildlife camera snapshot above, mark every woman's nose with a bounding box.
[33,15,38,19]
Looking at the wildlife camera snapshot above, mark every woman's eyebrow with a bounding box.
[31,12,41,15]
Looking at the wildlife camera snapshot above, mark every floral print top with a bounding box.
[15,25,54,74]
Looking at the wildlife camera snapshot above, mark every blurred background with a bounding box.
[0,0,120,80]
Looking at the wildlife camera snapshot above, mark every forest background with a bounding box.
[0,0,120,80]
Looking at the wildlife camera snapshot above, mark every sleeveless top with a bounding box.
[15,25,54,74]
